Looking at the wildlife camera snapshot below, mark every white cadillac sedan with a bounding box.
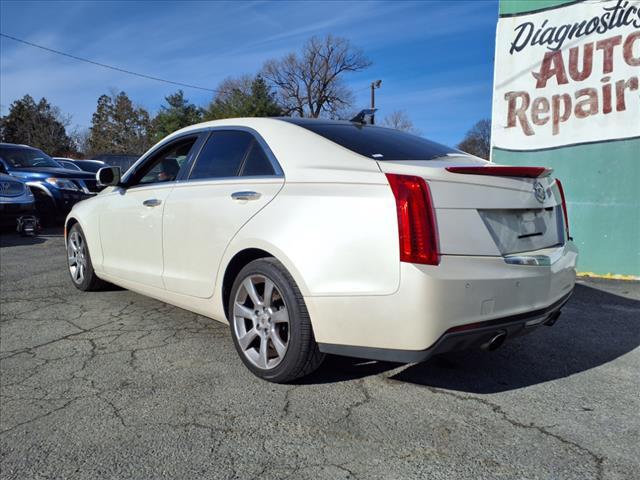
[65,117,577,382]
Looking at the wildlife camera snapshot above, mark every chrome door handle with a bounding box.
[231,191,261,201]
[142,198,162,207]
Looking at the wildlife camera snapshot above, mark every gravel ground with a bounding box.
[1,228,638,479]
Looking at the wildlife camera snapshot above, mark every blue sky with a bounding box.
[0,0,498,146]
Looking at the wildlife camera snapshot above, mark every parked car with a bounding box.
[64,117,578,382]
[92,154,139,173]
[0,143,102,222]
[52,158,83,171]
[0,173,38,231]
[53,158,109,173]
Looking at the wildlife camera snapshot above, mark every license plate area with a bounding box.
[517,209,550,238]
[479,207,564,255]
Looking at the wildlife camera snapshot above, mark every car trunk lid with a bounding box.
[378,158,566,257]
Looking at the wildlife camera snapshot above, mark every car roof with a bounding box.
[0,142,38,149]
[277,117,364,127]
[154,117,384,184]
[175,116,388,135]
[274,117,400,132]
[172,117,401,143]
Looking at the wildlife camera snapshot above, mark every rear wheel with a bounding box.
[67,224,107,291]
[228,258,324,383]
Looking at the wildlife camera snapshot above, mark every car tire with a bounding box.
[228,258,325,383]
[67,223,108,291]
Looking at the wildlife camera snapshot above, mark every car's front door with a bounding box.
[161,128,285,298]
[99,135,202,288]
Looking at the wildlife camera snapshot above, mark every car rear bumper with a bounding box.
[307,241,578,357]
[318,290,571,362]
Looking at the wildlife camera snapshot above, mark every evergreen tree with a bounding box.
[248,76,283,117]
[87,94,115,155]
[0,94,73,155]
[152,90,202,142]
[87,91,153,156]
[204,75,282,120]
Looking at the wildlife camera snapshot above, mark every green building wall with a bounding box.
[493,1,640,278]
[499,0,579,16]
[493,141,640,277]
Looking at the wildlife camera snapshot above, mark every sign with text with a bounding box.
[492,0,640,151]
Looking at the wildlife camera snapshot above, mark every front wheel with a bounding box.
[67,224,107,291]
[228,258,324,383]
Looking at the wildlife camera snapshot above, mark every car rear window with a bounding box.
[189,131,253,180]
[290,123,460,161]
[240,141,275,176]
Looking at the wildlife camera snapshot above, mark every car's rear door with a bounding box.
[99,134,204,288]
[161,128,284,298]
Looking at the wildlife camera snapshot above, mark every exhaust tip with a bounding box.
[482,330,507,351]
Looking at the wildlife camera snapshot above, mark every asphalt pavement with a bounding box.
[1,227,638,479]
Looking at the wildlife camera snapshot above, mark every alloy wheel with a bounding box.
[67,230,86,284]
[233,274,290,370]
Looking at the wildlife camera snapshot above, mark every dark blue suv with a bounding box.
[0,143,102,221]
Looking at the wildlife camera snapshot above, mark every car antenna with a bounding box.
[349,108,377,125]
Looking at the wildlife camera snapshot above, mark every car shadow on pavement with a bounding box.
[296,355,401,385]
[0,226,64,247]
[389,283,640,394]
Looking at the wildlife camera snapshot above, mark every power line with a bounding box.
[0,32,218,93]
[1,32,375,98]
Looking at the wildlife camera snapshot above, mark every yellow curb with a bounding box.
[577,272,640,281]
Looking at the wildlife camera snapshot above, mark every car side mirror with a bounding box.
[96,166,121,187]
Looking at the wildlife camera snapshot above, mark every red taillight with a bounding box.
[385,174,439,265]
[445,166,552,178]
[555,179,570,237]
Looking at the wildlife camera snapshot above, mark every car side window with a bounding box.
[240,141,275,177]
[128,137,198,187]
[189,131,253,180]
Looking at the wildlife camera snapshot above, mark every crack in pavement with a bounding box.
[385,378,606,480]
[2,233,637,480]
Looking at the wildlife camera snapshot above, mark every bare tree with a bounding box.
[457,119,491,159]
[69,127,91,157]
[263,35,371,118]
[211,75,254,103]
[382,110,420,134]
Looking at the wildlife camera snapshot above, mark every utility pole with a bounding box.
[370,79,382,124]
